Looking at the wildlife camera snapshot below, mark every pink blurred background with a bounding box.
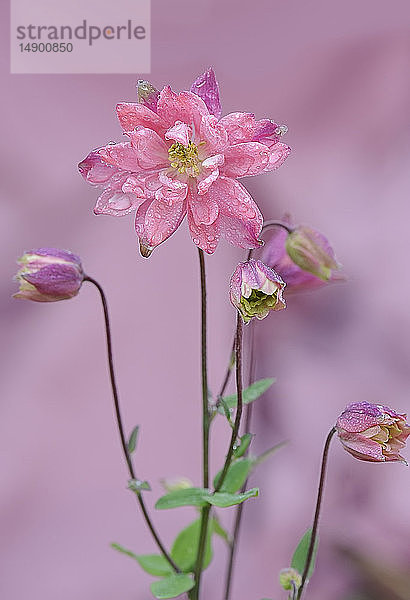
[1,1,410,599]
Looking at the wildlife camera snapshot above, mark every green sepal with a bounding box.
[150,574,194,599]
[128,478,151,493]
[217,378,276,415]
[171,518,212,572]
[291,528,318,581]
[127,425,140,454]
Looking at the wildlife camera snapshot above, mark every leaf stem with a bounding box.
[296,427,336,599]
[84,276,178,572]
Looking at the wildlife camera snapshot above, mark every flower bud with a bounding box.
[279,568,302,591]
[230,259,286,323]
[136,79,159,112]
[14,248,84,302]
[160,477,193,493]
[285,225,340,281]
[336,402,410,463]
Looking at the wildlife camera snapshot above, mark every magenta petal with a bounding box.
[190,67,222,120]
[23,264,82,298]
[222,142,270,178]
[338,431,385,462]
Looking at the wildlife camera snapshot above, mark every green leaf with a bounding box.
[150,574,194,599]
[212,517,231,545]
[233,433,253,458]
[213,458,253,493]
[206,488,259,507]
[127,425,139,454]
[111,544,174,576]
[291,528,318,581]
[218,378,275,414]
[155,487,208,510]
[171,518,212,572]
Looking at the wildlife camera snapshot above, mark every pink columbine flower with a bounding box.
[262,217,343,293]
[230,259,286,323]
[79,68,290,257]
[13,248,84,302]
[336,402,410,463]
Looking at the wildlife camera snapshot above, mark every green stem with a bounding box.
[84,276,178,573]
[297,427,336,600]
[191,249,211,600]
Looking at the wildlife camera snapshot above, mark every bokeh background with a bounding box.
[1,1,410,599]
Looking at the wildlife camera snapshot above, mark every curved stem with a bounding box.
[297,427,336,600]
[215,337,236,408]
[84,276,178,572]
[192,249,211,600]
[215,315,244,493]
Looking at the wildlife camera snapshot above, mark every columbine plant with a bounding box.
[15,68,409,600]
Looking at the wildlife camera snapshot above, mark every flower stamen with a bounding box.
[168,141,201,177]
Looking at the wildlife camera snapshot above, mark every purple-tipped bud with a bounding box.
[13,248,84,302]
[336,402,410,463]
[230,259,286,323]
[136,79,160,113]
[285,225,340,281]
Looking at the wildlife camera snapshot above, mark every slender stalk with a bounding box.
[215,337,236,407]
[297,427,336,600]
[215,315,244,493]
[84,276,178,572]
[191,249,211,600]
[223,319,255,600]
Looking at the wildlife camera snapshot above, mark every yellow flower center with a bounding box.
[168,141,201,176]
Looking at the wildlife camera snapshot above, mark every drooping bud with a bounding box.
[136,79,160,112]
[336,402,410,463]
[279,567,302,591]
[229,259,286,323]
[160,477,193,493]
[13,248,84,302]
[285,225,340,281]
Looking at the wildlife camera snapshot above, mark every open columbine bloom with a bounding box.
[14,248,84,302]
[336,402,410,463]
[79,68,290,257]
[230,259,286,323]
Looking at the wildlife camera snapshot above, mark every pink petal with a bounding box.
[338,431,385,462]
[252,119,280,144]
[221,142,270,178]
[199,115,229,154]
[190,67,222,120]
[264,142,291,171]
[135,195,187,257]
[219,112,256,144]
[165,121,191,146]
[187,201,220,255]
[197,168,220,195]
[189,190,219,226]
[99,142,141,172]
[157,86,209,133]
[116,102,167,135]
[78,150,120,184]
[94,187,145,217]
[128,127,169,170]
[208,176,263,249]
